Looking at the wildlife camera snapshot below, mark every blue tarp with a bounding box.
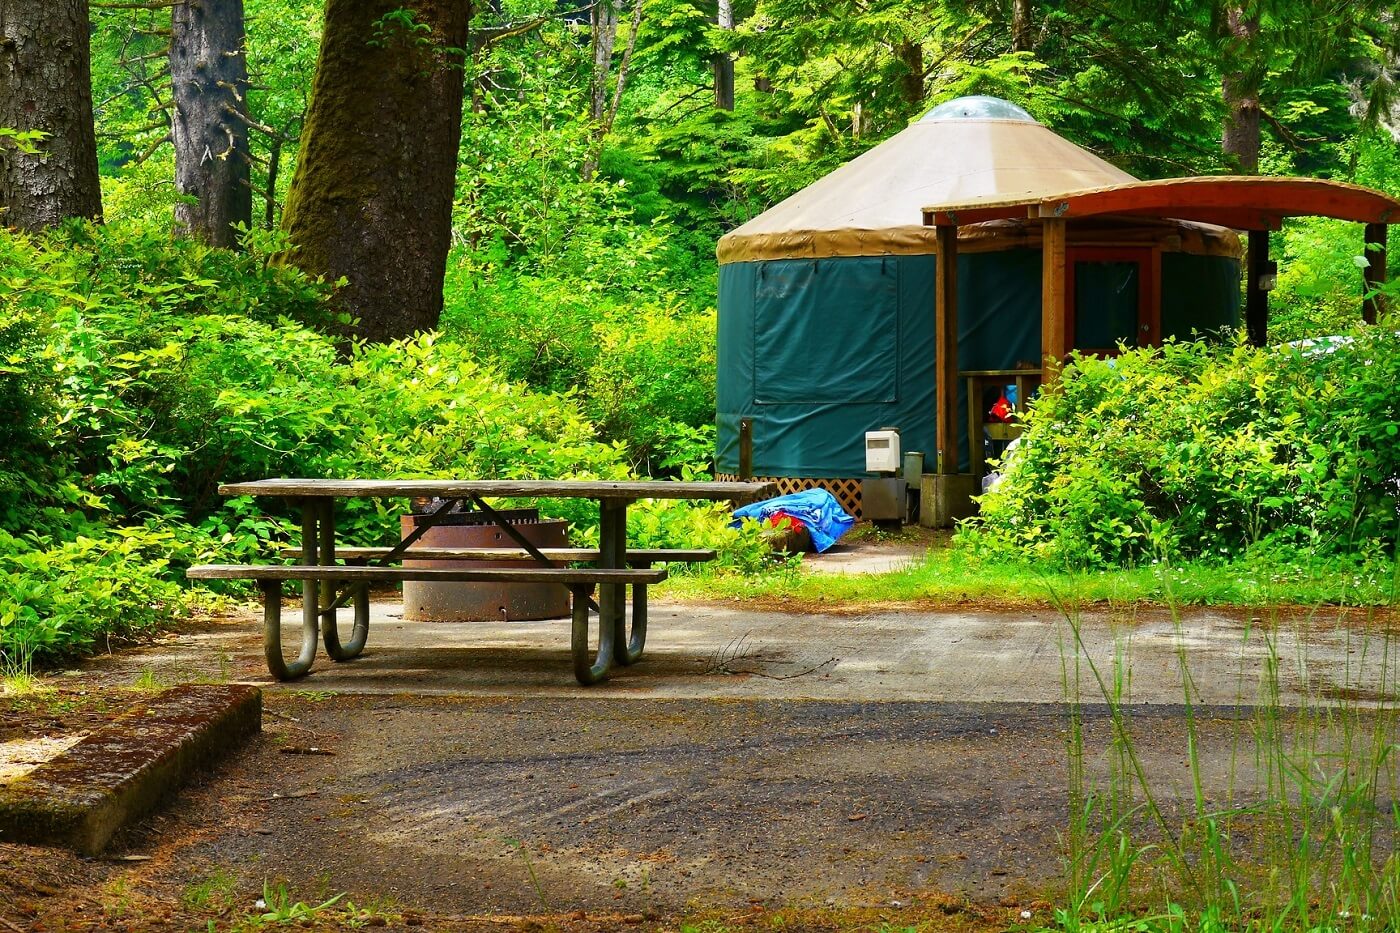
[731,490,855,553]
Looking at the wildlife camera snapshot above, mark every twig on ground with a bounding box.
[703,633,757,675]
[262,789,318,801]
[733,657,838,681]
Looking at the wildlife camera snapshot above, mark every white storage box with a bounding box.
[864,429,901,473]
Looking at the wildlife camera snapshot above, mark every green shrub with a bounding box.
[969,330,1400,568]
[0,223,765,663]
[0,234,49,519]
[441,270,719,470]
[583,305,717,472]
[0,525,200,666]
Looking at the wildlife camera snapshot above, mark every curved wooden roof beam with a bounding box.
[923,176,1400,231]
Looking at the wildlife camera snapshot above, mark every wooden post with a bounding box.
[1363,222,1387,325]
[935,225,959,474]
[1246,229,1269,347]
[1040,217,1067,386]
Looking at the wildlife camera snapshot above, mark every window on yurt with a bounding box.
[753,258,898,404]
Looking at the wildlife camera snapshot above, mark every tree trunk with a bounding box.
[1221,4,1261,173]
[713,0,734,111]
[583,0,642,181]
[262,134,281,230]
[1011,0,1033,52]
[896,41,922,106]
[279,0,469,343]
[589,0,620,126]
[0,0,102,230]
[170,0,252,248]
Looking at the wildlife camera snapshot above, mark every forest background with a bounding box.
[2,0,1400,663]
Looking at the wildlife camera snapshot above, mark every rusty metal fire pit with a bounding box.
[400,507,571,622]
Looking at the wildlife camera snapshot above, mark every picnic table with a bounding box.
[187,478,775,685]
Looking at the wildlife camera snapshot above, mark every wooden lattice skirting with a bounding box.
[716,474,864,521]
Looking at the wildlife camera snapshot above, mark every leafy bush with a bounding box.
[0,526,202,667]
[0,235,48,512]
[0,223,765,663]
[441,266,718,470]
[969,331,1400,568]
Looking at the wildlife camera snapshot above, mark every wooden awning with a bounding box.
[922,176,1400,231]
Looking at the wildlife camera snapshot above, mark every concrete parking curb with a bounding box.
[0,684,261,854]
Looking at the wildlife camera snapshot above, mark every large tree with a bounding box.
[713,0,734,110]
[1203,0,1397,172]
[583,0,644,180]
[280,0,470,342]
[170,0,253,246]
[0,0,102,229]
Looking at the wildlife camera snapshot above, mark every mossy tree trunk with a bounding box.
[713,0,734,111]
[1011,0,1033,52]
[170,0,252,248]
[895,41,922,107]
[280,0,469,342]
[1220,3,1261,173]
[0,0,102,230]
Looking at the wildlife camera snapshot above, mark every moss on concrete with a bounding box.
[0,684,261,854]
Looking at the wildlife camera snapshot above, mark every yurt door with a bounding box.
[1065,247,1159,355]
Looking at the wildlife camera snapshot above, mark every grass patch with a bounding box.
[1048,590,1400,933]
[662,546,1400,610]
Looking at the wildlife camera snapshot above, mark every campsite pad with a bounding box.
[2,598,1396,928]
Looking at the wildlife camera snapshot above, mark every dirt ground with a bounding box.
[2,596,1396,931]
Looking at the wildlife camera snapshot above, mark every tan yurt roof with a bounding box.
[718,97,1230,263]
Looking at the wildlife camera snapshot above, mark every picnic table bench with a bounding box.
[186,478,774,685]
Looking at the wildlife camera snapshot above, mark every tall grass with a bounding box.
[1054,592,1399,932]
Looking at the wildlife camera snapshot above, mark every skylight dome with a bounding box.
[920,96,1036,123]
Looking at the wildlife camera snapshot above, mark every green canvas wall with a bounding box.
[716,249,1241,478]
[1162,253,1242,338]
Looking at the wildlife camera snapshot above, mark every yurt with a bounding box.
[714,96,1243,515]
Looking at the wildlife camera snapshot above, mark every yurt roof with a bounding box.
[717,96,1234,263]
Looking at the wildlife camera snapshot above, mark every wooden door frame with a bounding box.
[1064,246,1161,355]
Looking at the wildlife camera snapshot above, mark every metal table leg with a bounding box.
[320,497,369,661]
[617,559,648,665]
[598,499,644,667]
[259,580,317,680]
[261,503,321,680]
[570,584,614,684]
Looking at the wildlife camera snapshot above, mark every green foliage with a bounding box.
[970,331,1400,569]
[0,223,765,662]
[0,127,47,155]
[1269,134,1400,342]
[0,525,200,666]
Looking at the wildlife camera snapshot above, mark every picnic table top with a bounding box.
[218,478,777,502]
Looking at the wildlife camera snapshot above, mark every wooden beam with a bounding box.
[1035,176,1400,226]
[935,224,959,474]
[921,176,1400,234]
[927,205,1029,226]
[1363,222,1387,325]
[1040,217,1067,387]
[1246,229,1269,347]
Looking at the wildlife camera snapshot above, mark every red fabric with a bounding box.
[988,393,1013,423]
